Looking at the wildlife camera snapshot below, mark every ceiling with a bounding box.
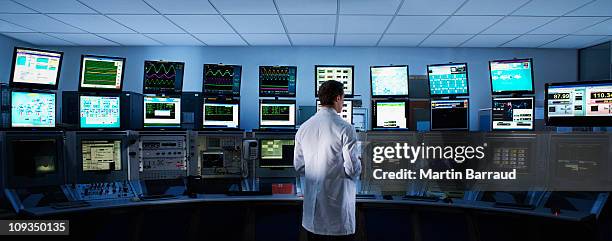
[0,0,611,48]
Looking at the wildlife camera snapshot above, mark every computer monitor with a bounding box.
[11,91,56,128]
[10,47,63,90]
[203,64,242,97]
[11,139,58,176]
[143,60,184,94]
[81,140,122,171]
[79,55,125,91]
[316,100,352,124]
[370,65,409,98]
[430,99,469,130]
[492,97,534,131]
[259,99,296,128]
[79,95,121,129]
[203,99,240,129]
[428,63,469,97]
[489,58,534,95]
[372,100,408,130]
[315,65,354,97]
[143,96,181,128]
[259,139,295,168]
[545,80,612,127]
[259,66,297,97]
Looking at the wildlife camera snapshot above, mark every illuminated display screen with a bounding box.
[431,99,469,130]
[259,100,296,128]
[82,140,122,171]
[203,64,241,97]
[316,100,352,124]
[80,55,124,90]
[259,139,295,168]
[371,66,409,97]
[315,65,354,96]
[143,96,181,128]
[492,97,534,130]
[372,100,408,129]
[490,58,534,94]
[259,66,297,97]
[143,61,184,94]
[203,100,239,128]
[80,95,121,129]
[428,63,468,96]
[11,91,56,128]
[546,81,612,126]
[11,47,63,89]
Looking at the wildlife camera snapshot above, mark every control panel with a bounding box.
[197,134,244,177]
[139,135,188,180]
[66,181,136,201]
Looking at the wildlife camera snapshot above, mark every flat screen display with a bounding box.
[143,96,181,128]
[203,100,239,129]
[10,47,63,89]
[11,139,58,175]
[79,55,125,91]
[428,63,469,96]
[259,139,295,168]
[203,64,241,97]
[259,100,296,128]
[82,140,122,171]
[546,80,612,126]
[143,60,184,94]
[315,65,354,97]
[259,66,297,97]
[371,65,409,97]
[372,100,408,130]
[11,91,56,128]
[492,97,534,130]
[431,99,469,130]
[490,58,534,94]
[80,95,121,129]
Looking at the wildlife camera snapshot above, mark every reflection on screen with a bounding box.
[316,66,353,96]
[80,96,120,128]
[143,97,181,128]
[82,140,122,171]
[373,101,407,129]
[11,91,56,128]
[203,101,239,128]
[371,66,409,97]
[259,139,295,168]
[492,97,533,130]
[12,48,62,87]
[490,59,533,93]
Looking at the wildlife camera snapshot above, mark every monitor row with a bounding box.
[8,79,612,131]
[9,47,536,97]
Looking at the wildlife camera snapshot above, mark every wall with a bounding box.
[0,35,33,84]
[6,42,578,130]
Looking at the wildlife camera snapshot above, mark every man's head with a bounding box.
[318,80,344,113]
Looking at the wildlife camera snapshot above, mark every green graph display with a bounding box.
[83,59,119,86]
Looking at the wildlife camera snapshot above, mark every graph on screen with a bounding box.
[144,61,184,93]
[259,66,297,97]
[80,55,124,90]
[371,66,409,97]
[204,64,241,96]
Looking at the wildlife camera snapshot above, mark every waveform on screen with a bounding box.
[206,69,234,77]
[145,63,177,80]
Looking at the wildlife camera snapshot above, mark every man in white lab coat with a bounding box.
[294,80,362,241]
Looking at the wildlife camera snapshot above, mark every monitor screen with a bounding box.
[203,64,241,97]
[259,139,295,168]
[143,96,181,128]
[315,65,354,96]
[11,139,57,176]
[492,97,534,130]
[546,80,612,126]
[143,60,184,94]
[203,100,239,129]
[11,91,56,128]
[370,65,409,97]
[80,95,121,129]
[259,100,296,128]
[490,58,534,94]
[10,47,63,89]
[428,63,469,96]
[372,100,408,130]
[79,55,125,91]
[82,140,122,171]
[259,66,297,97]
[316,100,352,124]
[431,99,469,130]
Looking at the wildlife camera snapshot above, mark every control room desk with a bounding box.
[16,195,602,241]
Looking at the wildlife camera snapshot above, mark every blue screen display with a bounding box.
[490,59,533,93]
[11,91,56,128]
[428,63,468,96]
[80,96,121,128]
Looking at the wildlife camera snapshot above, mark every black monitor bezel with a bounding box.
[142,60,185,94]
[427,62,470,97]
[202,64,242,97]
[544,79,612,127]
[142,95,183,129]
[9,90,57,129]
[259,99,297,129]
[78,93,123,130]
[489,58,535,95]
[258,65,298,98]
[258,138,295,168]
[430,98,470,131]
[370,65,410,98]
[491,96,535,131]
[9,47,64,90]
[202,98,241,130]
[78,54,126,92]
[314,65,355,98]
[371,99,410,131]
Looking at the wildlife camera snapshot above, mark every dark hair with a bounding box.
[319,80,344,105]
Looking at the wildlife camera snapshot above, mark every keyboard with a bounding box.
[494,202,535,210]
[402,195,439,202]
[140,194,177,201]
[51,201,90,210]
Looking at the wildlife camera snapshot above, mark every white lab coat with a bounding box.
[294,107,362,236]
